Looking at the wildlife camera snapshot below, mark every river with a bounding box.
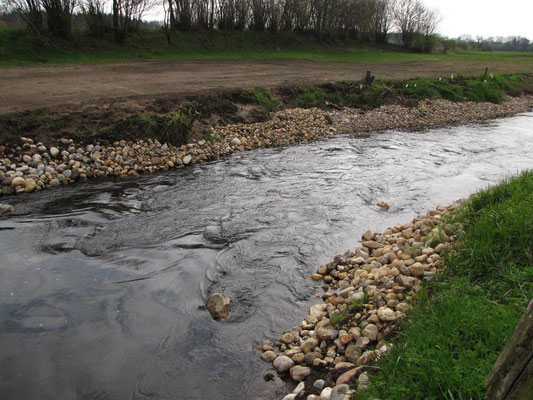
[1,112,532,400]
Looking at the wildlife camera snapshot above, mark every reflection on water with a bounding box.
[1,113,532,399]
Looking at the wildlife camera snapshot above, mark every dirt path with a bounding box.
[2,59,531,114]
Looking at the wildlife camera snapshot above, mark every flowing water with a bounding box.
[1,113,532,400]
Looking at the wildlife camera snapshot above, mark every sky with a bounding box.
[423,0,533,40]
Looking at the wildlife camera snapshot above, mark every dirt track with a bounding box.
[2,58,532,114]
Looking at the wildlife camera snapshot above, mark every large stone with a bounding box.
[336,367,364,386]
[344,344,362,363]
[377,307,396,322]
[182,155,192,165]
[11,177,25,187]
[320,387,332,400]
[330,384,350,400]
[206,293,231,320]
[361,324,379,341]
[0,204,14,215]
[273,355,294,373]
[261,350,276,362]
[316,326,338,341]
[395,274,418,290]
[49,147,60,158]
[309,304,327,319]
[280,332,296,344]
[300,337,318,354]
[290,365,311,381]
[363,241,384,249]
[361,230,374,241]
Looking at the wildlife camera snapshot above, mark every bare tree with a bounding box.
[392,0,439,49]
[5,0,44,35]
[80,0,109,37]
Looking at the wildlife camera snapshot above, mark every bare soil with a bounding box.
[2,58,531,114]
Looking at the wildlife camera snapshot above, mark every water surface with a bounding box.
[1,113,532,399]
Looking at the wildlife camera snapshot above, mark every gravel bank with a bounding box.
[0,97,531,199]
[260,203,462,400]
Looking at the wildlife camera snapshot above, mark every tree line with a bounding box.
[3,0,441,51]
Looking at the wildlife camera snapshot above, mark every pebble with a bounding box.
[273,355,294,373]
[205,293,231,320]
[290,365,311,381]
[0,204,14,215]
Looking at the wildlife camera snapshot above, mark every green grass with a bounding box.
[356,171,533,400]
[1,28,533,67]
[246,88,280,112]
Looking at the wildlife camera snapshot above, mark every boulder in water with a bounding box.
[206,293,231,320]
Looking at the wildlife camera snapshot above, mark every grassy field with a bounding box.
[1,28,533,67]
[356,172,533,400]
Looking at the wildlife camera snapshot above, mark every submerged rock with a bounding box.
[206,293,231,320]
[0,204,14,215]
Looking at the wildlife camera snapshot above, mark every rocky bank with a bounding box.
[0,96,531,200]
[259,203,462,400]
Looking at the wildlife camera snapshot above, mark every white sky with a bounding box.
[145,0,533,41]
[423,0,533,40]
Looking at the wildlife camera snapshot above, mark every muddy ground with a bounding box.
[1,59,532,147]
[2,58,532,114]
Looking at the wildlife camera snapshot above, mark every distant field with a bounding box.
[1,28,533,67]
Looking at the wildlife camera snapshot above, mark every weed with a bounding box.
[247,88,279,112]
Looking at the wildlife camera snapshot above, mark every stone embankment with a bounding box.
[260,203,461,400]
[0,96,531,198]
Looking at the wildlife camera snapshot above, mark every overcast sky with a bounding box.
[423,0,533,39]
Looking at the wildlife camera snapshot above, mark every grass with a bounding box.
[355,171,533,400]
[280,74,530,109]
[1,28,533,67]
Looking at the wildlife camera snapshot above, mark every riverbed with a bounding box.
[1,112,532,400]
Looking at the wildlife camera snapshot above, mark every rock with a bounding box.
[312,273,324,281]
[261,351,276,362]
[307,396,320,400]
[24,179,36,192]
[0,204,14,215]
[344,344,362,363]
[357,350,375,366]
[362,241,384,249]
[316,326,338,341]
[280,332,296,344]
[183,155,192,165]
[11,177,25,187]
[361,230,374,241]
[336,367,364,385]
[206,293,231,320]
[409,263,426,277]
[309,304,327,319]
[300,337,318,354]
[304,351,322,365]
[320,387,332,400]
[231,138,242,146]
[49,147,60,158]
[377,202,390,211]
[313,379,325,390]
[282,394,297,400]
[330,384,350,400]
[361,324,378,341]
[395,274,418,290]
[273,355,294,373]
[150,156,163,165]
[290,365,311,381]
[377,307,396,322]
[293,381,305,395]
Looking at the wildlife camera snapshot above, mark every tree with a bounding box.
[5,0,44,35]
[41,0,77,39]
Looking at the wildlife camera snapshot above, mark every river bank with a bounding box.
[1,95,531,201]
[260,203,460,400]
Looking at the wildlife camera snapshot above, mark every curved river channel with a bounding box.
[1,112,532,400]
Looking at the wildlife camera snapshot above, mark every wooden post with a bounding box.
[364,71,375,86]
[483,67,489,80]
[485,300,533,400]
